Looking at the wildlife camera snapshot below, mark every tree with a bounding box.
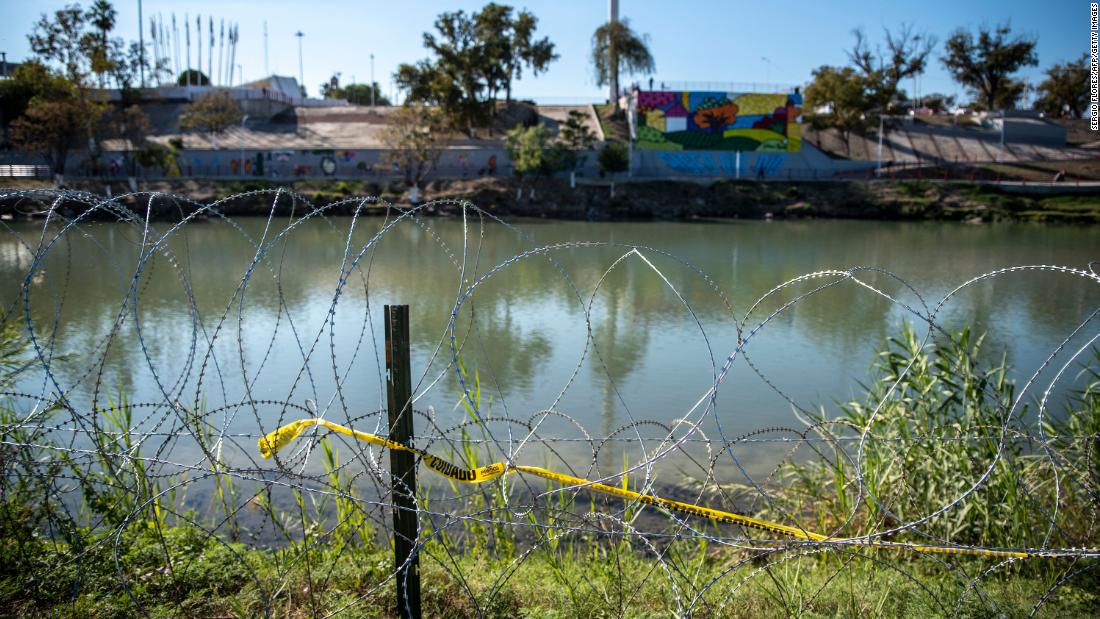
[101,105,153,175]
[397,10,486,133]
[28,5,93,87]
[597,141,629,197]
[591,19,654,114]
[111,40,160,96]
[8,22,104,176]
[1035,55,1089,119]
[177,69,210,86]
[321,77,392,106]
[988,78,1030,111]
[920,93,957,114]
[179,90,243,140]
[29,1,158,93]
[474,4,557,105]
[396,5,557,132]
[503,122,562,198]
[87,0,117,87]
[380,104,447,188]
[0,61,73,142]
[344,83,392,106]
[847,24,936,112]
[11,96,104,176]
[804,65,873,154]
[942,23,1038,112]
[557,110,597,187]
[133,142,180,176]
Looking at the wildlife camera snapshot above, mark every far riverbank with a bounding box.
[2,176,1099,223]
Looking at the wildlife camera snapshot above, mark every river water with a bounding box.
[2,213,1098,480]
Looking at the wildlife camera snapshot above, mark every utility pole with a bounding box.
[762,57,772,89]
[295,31,305,98]
[138,0,145,87]
[370,53,375,106]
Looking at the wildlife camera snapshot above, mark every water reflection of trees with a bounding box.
[2,215,1097,439]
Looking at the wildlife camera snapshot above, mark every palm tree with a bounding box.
[591,18,655,116]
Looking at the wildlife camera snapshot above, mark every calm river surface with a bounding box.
[2,215,1098,477]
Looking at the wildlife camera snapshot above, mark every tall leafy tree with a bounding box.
[475,4,557,104]
[11,94,104,176]
[804,66,873,156]
[473,3,512,106]
[87,0,117,87]
[0,62,72,142]
[942,23,1038,112]
[397,10,486,133]
[1034,55,1089,119]
[22,5,121,174]
[397,4,557,131]
[591,18,654,115]
[28,5,94,87]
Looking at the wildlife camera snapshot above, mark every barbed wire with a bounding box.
[0,187,1097,617]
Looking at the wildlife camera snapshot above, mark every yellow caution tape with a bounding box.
[259,418,1050,559]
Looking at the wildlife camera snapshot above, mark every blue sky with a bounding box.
[0,0,1087,103]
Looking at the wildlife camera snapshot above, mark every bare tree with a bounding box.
[380,104,448,189]
[848,23,936,112]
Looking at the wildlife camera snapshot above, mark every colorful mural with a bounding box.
[635,90,802,152]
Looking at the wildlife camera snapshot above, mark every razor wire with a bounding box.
[0,187,1097,618]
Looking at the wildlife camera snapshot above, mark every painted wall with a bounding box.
[636,90,803,152]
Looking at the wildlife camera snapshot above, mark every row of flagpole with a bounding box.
[148,13,240,87]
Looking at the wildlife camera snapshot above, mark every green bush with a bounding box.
[774,325,1099,552]
[597,141,630,176]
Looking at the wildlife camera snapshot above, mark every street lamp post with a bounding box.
[295,31,305,97]
[761,56,772,88]
[370,53,375,106]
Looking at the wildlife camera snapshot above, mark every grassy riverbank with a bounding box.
[2,323,1098,617]
[3,177,1100,223]
[4,522,1096,618]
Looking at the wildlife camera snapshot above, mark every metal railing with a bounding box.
[0,164,52,178]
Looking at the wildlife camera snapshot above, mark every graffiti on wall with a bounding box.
[636,91,802,152]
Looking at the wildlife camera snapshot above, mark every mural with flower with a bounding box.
[635,90,802,152]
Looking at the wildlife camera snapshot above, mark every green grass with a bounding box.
[1,324,1098,616]
[3,521,1096,618]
